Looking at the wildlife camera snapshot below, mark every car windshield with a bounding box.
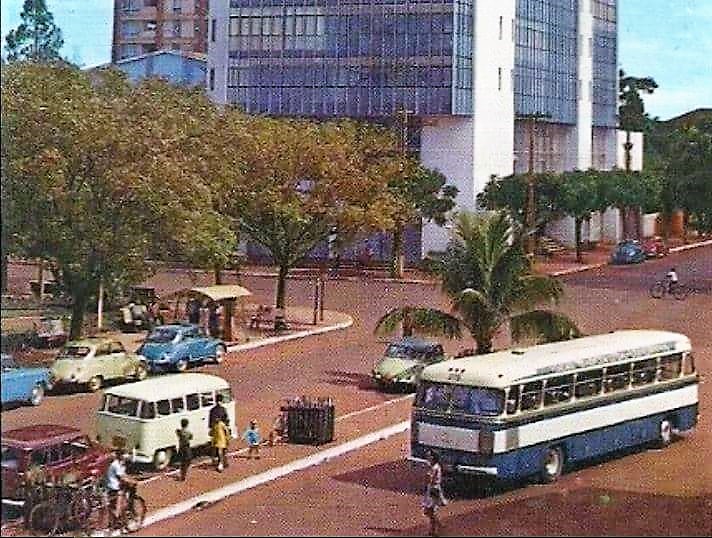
[1,445,19,468]
[146,328,178,343]
[416,382,504,416]
[1,355,17,370]
[58,346,91,359]
[385,344,423,360]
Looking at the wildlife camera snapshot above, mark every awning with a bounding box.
[164,285,252,302]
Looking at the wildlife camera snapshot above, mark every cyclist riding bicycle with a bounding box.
[105,449,137,532]
[665,267,679,293]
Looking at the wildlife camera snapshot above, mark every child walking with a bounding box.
[242,420,261,459]
[175,418,193,481]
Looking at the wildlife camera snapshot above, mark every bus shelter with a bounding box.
[164,285,253,342]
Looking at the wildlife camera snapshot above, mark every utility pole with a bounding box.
[391,107,413,279]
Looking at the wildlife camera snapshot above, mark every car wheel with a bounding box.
[658,418,674,448]
[135,363,148,381]
[29,384,45,406]
[175,359,188,372]
[214,345,226,364]
[87,376,103,392]
[153,448,173,471]
[540,446,564,483]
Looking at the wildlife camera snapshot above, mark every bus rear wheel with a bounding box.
[540,446,564,483]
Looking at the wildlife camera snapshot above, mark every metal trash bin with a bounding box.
[286,397,335,445]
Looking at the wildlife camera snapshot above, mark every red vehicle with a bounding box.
[1,425,111,500]
[642,236,670,258]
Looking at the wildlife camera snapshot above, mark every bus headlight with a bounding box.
[479,430,494,455]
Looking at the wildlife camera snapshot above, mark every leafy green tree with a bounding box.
[1,64,231,338]
[608,169,662,239]
[387,162,457,278]
[558,170,600,263]
[375,212,580,354]
[4,0,64,62]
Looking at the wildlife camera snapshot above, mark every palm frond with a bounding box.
[511,275,564,312]
[374,307,462,339]
[510,310,582,344]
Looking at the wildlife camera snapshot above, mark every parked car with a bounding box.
[610,239,646,265]
[372,337,446,390]
[1,424,111,499]
[32,317,67,348]
[642,236,670,258]
[50,337,148,392]
[137,324,227,373]
[1,354,51,407]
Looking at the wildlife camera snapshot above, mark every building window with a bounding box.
[498,68,502,91]
[121,0,140,13]
[172,20,182,37]
[499,16,503,40]
[173,0,182,14]
[121,21,140,38]
[211,18,217,42]
[209,68,215,91]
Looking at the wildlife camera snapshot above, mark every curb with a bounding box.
[669,239,712,253]
[225,315,353,353]
[240,271,437,286]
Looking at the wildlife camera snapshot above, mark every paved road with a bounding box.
[2,247,711,535]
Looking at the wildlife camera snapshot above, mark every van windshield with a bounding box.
[416,382,504,416]
[385,344,421,360]
[105,395,140,417]
[146,328,178,343]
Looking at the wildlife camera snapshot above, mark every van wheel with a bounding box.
[153,448,173,471]
[658,418,673,448]
[87,376,103,392]
[540,446,564,483]
[29,384,45,406]
[214,345,226,364]
[175,359,188,372]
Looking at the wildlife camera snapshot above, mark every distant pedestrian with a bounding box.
[209,394,229,430]
[208,303,220,337]
[422,451,448,537]
[187,298,200,324]
[175,418,193,481]
[242,420,261,459]
[211,419,230,472]
[200,301,210,334]
[269,407,288,446]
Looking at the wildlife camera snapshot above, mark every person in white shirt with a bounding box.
[105,450,135,531]
[666,267,679,292]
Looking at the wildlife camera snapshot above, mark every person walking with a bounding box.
[422,451,448,537]
[209,394,230,471]
[175,418,193,481]
[242,420,261,459]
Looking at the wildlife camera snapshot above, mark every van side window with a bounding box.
[575,369,603,398]
[604,363,631,392]
[632,359,657,386]
[186,393,200,411]
[683,353,696,375]
[157,399,171,416]
[216,388,232,403]
[171,397,185,413]
[544,375,573,406]
[140,401,156,419]
[201,392,215,407]
[520,381,543,411]
[659,354,682,381]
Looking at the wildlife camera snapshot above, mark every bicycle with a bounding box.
[107,482,146,534]
[650,280,690,300]
[27,482,93,536]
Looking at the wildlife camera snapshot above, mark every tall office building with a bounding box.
[112,0,209,62]
[208,0,621,255]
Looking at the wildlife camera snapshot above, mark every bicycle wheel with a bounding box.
[28,501,60,536]
[650,282,665,299]
[673,285,689,300]
[124,495,147,532]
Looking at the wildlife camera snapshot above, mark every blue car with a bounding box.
[1,354,51,407]
[610,240,646,265]
[137,324,227,373]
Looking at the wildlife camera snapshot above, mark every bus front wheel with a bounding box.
[540,446,564,483]
[658,419,673,448]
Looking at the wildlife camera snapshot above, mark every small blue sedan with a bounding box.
[1,354,51,407]
[610,240,646,265]
[137,324,227,373]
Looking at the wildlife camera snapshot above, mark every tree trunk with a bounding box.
[214,264,223,285]
[618,206,628,239]
[682,211,689,244]
[402,309,413,337]
[1,252,7,294]
[475,338,493,355]
[575,217,583,263]
[634,206,642,240]
[37,259,45,300]
[69,290,89,340]
[275,265,289,310]
[599,209,606,244]
[390,227,405,279]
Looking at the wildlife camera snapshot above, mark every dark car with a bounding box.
[1,425,111,499]
[642,236,669,258]
[610,240,646,265]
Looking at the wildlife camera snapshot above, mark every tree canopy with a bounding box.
[4,0,64,62]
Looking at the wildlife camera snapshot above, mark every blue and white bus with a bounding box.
[409,330,698,482]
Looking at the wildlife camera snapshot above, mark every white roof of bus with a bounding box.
[104,373,230,402]
[420,330,690,389]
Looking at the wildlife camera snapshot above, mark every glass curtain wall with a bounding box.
[226,0,472,117]
[591,0,617,128]
[514,0,578,124]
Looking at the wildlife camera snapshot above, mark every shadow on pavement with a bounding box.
[322,369,380,391]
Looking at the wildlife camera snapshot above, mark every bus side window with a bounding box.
[156,399,171,416]
[520,381,543,411]
[575,369,603,398]
[186,393,200,411]
[544,375,573,405]
[683,353,696,375]
[632,359,657,386]
[659,354,682,381]
[201,392,215,407]
[506,386,520,414]
[604,363,631,392]
[171,397,185,414]
[139,401,156,419]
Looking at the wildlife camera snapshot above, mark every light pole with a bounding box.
[517,112,551,255]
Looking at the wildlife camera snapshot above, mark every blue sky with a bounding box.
[1,0,710,120]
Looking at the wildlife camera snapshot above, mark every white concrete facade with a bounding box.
[206,0,229,104]
[576,0,594,170]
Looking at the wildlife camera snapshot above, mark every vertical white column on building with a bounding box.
[577,0,594,169]
[207,0,229,104]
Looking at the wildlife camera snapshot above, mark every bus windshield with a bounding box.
[417,382,504,416]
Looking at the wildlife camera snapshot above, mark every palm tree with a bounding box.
[375,211,580,354]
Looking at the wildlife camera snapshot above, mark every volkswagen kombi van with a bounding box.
[95,373,236,470]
